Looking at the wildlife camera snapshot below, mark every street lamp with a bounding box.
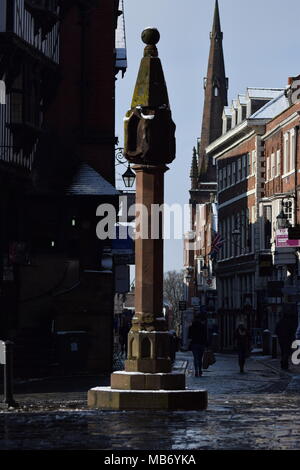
[276,197,295,229]
[185,266,193,284]
[115,147,136,188]
[202,263,209,278]
[122,164,136,188]
[276,208,289,229]
[232,228,241,245]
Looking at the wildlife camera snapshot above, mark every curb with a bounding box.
[252,356,298,378]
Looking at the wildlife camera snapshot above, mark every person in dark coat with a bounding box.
[275,313,297,370]
[119,322,131,357]
[169,330,179,364]
[234,323,251,373]
[188,315,207,377]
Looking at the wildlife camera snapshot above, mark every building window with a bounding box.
[276,149,281,176]
[227,164,231,186]
[290,128,296,172]
[232,161,236,184]
[241,209,245,251]
[9,66,41,127]
[284,132,290,174]
[227,217,231,258]
[242,154,246,179]
[224,219,228,259]
[214,86,219,97]
[271,153,275,179]
[236,213,241,256]
[231,214,235,256]
[252,150,256,175]
[223,166,227,188]
[219,168,223,190]
[237,158,241,181]
[247,153,251,177]
[266,156,270,181]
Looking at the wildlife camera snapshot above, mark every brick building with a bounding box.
[260,78,300,333]
[206,87,286,348]
[206,79,300,349]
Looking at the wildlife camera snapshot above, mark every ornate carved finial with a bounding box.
[141,27,160,45]
[124,28,176,166]
[141,28,160,58]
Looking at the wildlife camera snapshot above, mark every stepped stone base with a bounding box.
[88,387,208,411]
[111,371,186,390]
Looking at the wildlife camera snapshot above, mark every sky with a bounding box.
[115,0,300,273]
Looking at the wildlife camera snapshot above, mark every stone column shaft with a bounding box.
[133,164,167,330]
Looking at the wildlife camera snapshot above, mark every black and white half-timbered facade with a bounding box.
[0,0,60,169]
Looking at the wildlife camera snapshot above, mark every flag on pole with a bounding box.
[209,233,225,258]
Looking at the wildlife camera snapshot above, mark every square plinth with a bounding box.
[110,371,186,390]
[87,387,208,411]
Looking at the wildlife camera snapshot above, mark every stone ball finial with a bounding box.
[141,28,160,45]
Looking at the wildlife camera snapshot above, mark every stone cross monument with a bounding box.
[122,27,175,376]
[88,29,207,410]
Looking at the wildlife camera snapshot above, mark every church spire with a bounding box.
[197,0,228,183]
[211,0,222,38]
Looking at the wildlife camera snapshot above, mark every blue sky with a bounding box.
[115,0,300,273]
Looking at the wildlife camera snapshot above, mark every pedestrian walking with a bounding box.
[119,321,131,357]
[169,330,179,364]
[234,323,251,373]
[275,313,297,370]
[188,315,207,377]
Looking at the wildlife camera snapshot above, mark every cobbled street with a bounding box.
[0,352,300,450]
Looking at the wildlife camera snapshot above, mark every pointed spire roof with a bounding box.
[211,0,222,38]
[197,0,228,184]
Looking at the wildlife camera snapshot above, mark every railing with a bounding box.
[0,0,59,64]
[0,95,35,170]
